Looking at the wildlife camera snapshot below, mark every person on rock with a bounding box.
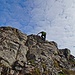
[37,31,46,41]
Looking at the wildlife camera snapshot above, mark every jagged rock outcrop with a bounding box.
[0,27,28,67]
[0,27,75,75]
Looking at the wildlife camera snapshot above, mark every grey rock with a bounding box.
[0,27,75,75]
[16,45,28,62]
[0,27,28,66]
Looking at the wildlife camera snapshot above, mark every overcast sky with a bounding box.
[0,0,75,56]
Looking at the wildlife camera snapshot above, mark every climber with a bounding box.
[37,31,46,41]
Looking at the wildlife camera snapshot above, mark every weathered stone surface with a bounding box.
[0,27,75,75]
[0,27,28,66]
[16,45,28,62]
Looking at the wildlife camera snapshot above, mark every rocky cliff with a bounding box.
[0,27,75,75]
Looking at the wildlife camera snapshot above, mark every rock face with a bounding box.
[0,27,75,75]
[0,27,28,67]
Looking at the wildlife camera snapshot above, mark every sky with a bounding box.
[0,0,75,56]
